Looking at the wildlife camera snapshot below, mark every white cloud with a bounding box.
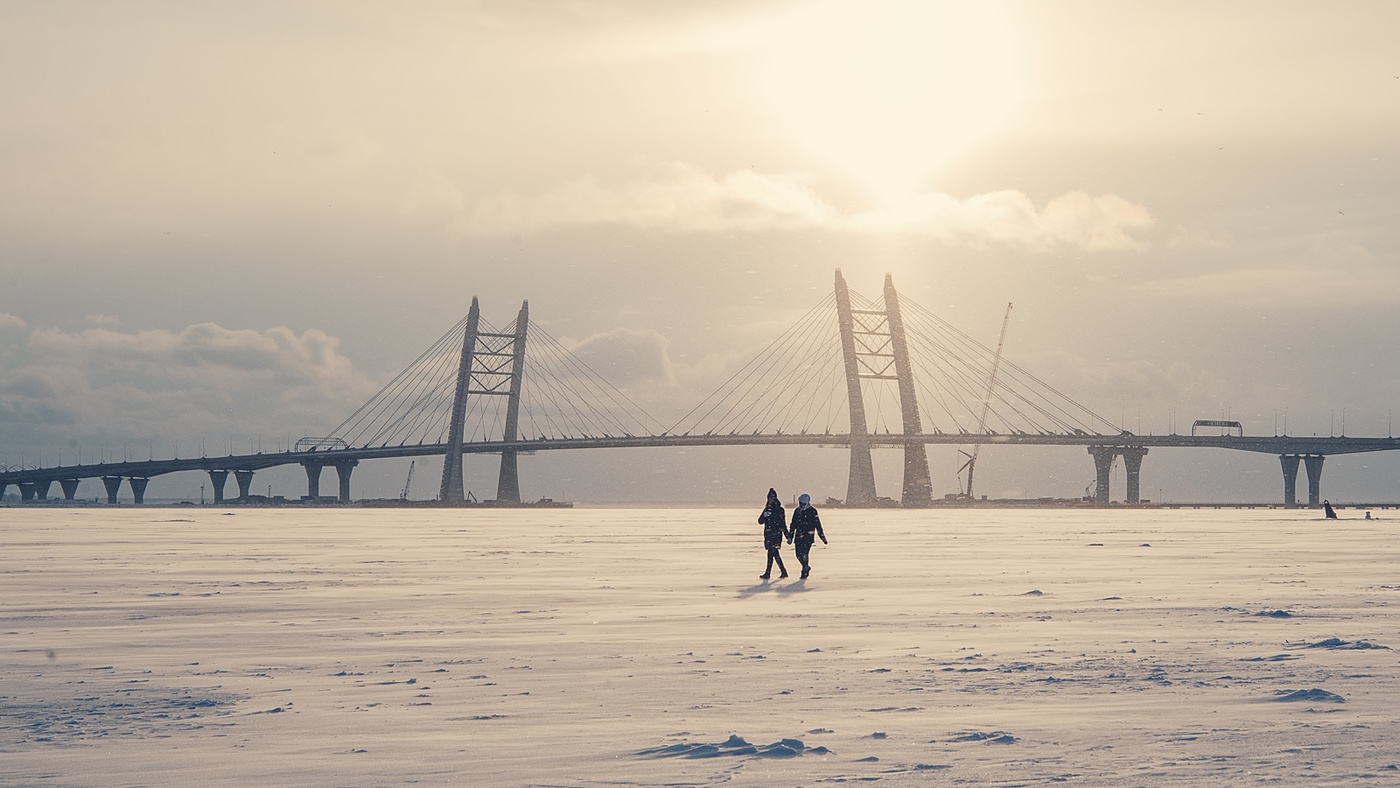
[461,163,1153,251]
[566,328,678,387]
[1140,265,1400,308]
[0,313,26,329]
[846,189,1154,251]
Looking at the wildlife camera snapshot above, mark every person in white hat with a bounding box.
[787,493,827,579]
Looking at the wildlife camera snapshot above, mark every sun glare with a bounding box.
[754,1,1024,201]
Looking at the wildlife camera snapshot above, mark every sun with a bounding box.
[752,0,1025,201]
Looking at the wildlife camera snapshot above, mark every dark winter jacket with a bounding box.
[759,503,788,549]
[790,505,825,546]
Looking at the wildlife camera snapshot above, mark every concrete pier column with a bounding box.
[234,470,254,500]
[1279,455,1301,506]
[303,462,324,499]
[34,480,52,500]
[335,461,357,502]
[0,482,7,500]
[102,476,123,504]
[208,470,229,503]
[1303,454,1325,507]
[129,477,149,505]
[60,479,81,500]
[1120,447,1148,504]
[19,482,36,502]
[1088,446,1115,504]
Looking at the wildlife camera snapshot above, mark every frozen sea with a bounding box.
[2,505,1399,786]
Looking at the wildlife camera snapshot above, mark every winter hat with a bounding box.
[767,487,778,499]
[798,493,811,505]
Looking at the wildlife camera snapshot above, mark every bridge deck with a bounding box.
[6,433,1400,485]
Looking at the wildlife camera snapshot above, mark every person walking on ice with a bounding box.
[788,493,827,579]
[758,488,789,580]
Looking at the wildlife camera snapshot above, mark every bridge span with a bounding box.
[4,433,1393,508]
[3,271,1392,507]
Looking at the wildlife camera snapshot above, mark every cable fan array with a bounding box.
[895,295,1120,436]
[667,293,851,437]
[668,287,1120,438]
[326,311,659,449]
[325,286,1117,450]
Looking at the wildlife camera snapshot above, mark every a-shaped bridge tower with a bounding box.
[835,270,932,506]
[439,298,529,503]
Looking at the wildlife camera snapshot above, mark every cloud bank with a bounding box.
[0,323,378,454]
[566,328,678,387]
[462,163,1154,251]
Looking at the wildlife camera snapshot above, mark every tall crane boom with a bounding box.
[961,303,1013,499]
[400,460,416,500]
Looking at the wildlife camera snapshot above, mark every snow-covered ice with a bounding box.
[3,506,1399,785]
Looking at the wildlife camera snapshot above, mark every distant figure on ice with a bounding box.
[758,488,789,580]
[788,493,828,579]
[1323,499,1338,519]
[1366,511,1373,520]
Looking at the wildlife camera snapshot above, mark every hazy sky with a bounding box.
[3,1,1399,503]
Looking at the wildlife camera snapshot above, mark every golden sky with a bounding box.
[2,1,1399,500]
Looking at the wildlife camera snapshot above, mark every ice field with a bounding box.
[3,505,1399,786]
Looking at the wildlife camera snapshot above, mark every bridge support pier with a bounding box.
[0,482,6,501]
[60,479,81,500]
[19,482,36,502]
[129,477,149,505]
[303,462,324,499]
[234,470,254,500]
[335,461,357,502]
[102,476,123,504]
[1279,455,1301,506]
[208,470,229,503]
[34,480,52,500]
[1303,454,1325,507]
[1121,447,1148,504]
[1088,446,1115,504]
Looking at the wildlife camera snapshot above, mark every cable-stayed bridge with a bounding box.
[4,271,1397,507]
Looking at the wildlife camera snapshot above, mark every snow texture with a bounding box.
[1,506,1398,785]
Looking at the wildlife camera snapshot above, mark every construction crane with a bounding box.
[959,303,1013,500]
[400,460,415,500]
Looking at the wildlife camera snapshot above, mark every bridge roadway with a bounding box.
[4,432,1399,504]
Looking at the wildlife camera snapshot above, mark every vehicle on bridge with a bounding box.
[1192,419,1244,438]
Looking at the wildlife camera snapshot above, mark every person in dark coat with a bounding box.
[787,493,827,579]
[758,487,789,579]
[1323,499,1338,519]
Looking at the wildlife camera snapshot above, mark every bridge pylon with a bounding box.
[495,301,529,503]
[440,298,482,503]
[834,270,877,506]
[883,274,933,507]
[439,297,532,504]
[833,270,935,507]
